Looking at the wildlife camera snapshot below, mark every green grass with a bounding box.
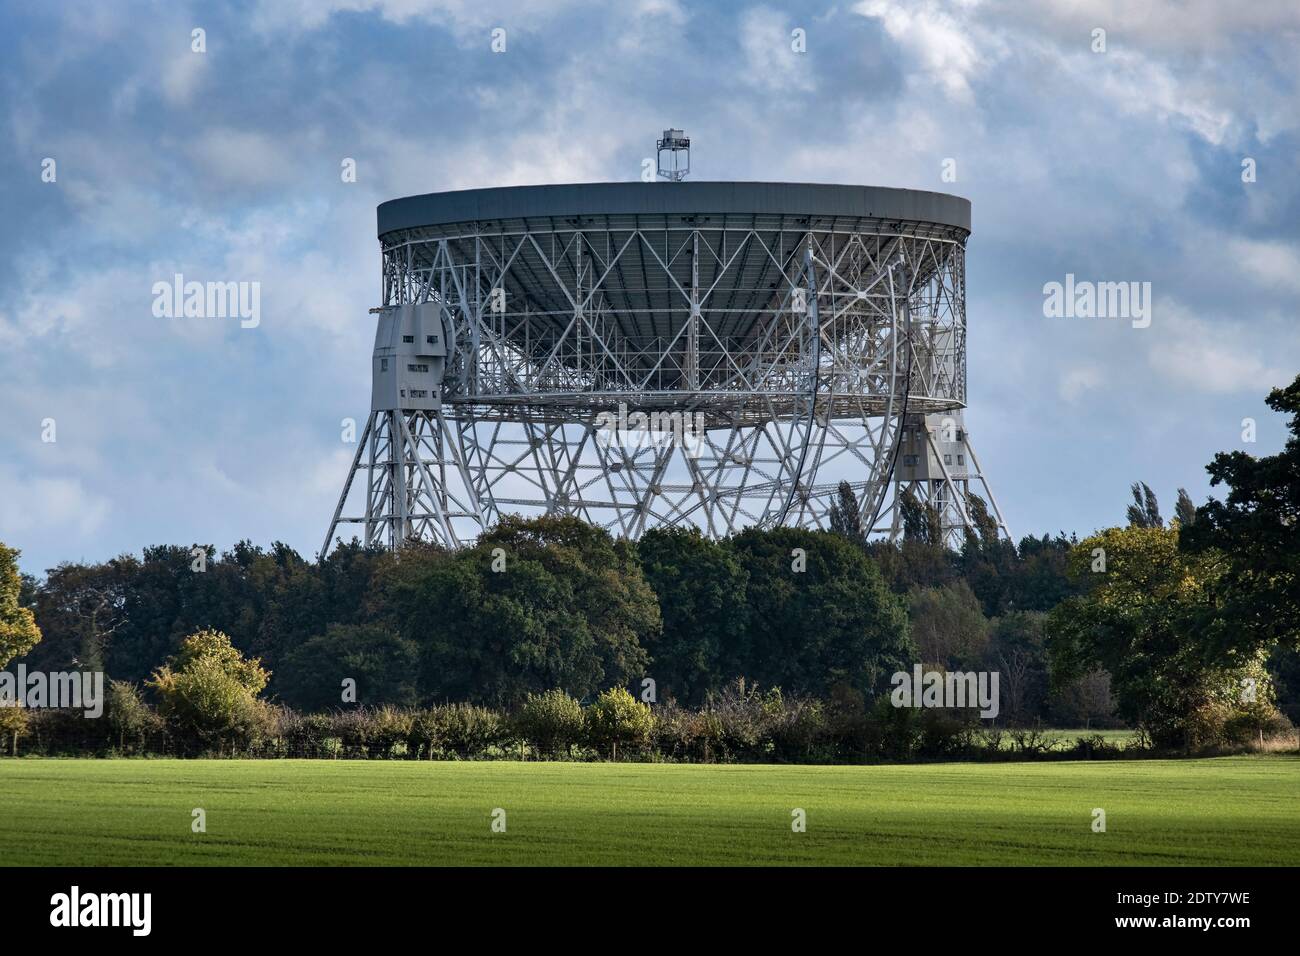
[2,756,1297,865]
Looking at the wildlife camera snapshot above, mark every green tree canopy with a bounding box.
[729,527,911,697]
[636,526,749,704]
[907,580,989,669]
[0,543,40,669]
[277,623,419,711]
[147,628,270,751]
[1048,526,1272,748]
[826,481,865,542]
[375,516,659,706]
[1181,373,1300,659]
[985,610,1050,724]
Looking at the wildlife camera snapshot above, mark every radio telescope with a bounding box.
[323,167,1007,554]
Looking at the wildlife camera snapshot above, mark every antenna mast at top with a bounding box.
[656,128,690,181]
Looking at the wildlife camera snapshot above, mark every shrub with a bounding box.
[650,702,723,762]
[429,703,507,758]
[150,658,261,754]
[1065,733,1126,760]
[333,708,377,757]
[1005,725,1060,756]
[281,711,340,758]
[767,695,830,762]
[1153,657,1291,751]
[406,709,440,760]
[514,690,585,758]
[243,700,283,757]
[371,706,413,758]
[916,708,972,758]
[0,702,29,756]
[690,709,724,762]
[147,629,270,755]
[864,693,921,760]
[976,726,1005,757]
[825,683,871,760]
[586,687,655,760]
[703,678,770,761]
[23,706,106,756]
[649,702,693,761]
[106,681,160,754]
[245,703,287,757]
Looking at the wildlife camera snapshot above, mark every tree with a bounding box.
[1174,488,1197,527]
[636,527,749,704]
[954,497,1017,616]
[276,623,419,711]
[251,539,390,671]
[0,543,40,668]
[867,537,956,596]
[105,681,160,753]
[147,629,270,753]
[1125,481,1162,528]
[900,489,943,545]
[1003,533,1080,614]
[907,580,989,668]
[514,689,585,757]
[375,516,659,706]
[1048,526,1275,748]
[729,528,912,696]
[1048,667,1116,728]
[585,686,655,760]
[102,546,208,681]
[963,494,1003,552]
[1181,373,1300,660]
[827,481,864,542]
[0,702,29,756]
[987,611,1050,724]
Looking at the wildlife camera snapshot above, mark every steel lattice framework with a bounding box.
[323,182,1007,553]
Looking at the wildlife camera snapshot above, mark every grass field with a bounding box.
[2,756,1297,866]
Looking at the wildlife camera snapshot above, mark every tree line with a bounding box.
[7,512,1088,722]
[3,373,1299,759]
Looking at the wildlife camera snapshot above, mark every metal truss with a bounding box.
[324,211,1005,553]
[874,413,1011,550]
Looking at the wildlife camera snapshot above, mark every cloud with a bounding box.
[1029,0,1300,50]
[160,46,208,106]
[1059,364,1104,403]
[185,128,300,190]
[855,0,990,103]
[1228,237,1300,294]
[0,467,111,545]
[247,0,596,41]
[1146,300,1290,395]
[738,7,815,93]
[1093,52,1232,145]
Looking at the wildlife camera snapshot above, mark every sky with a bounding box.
[1,0,1298,576]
